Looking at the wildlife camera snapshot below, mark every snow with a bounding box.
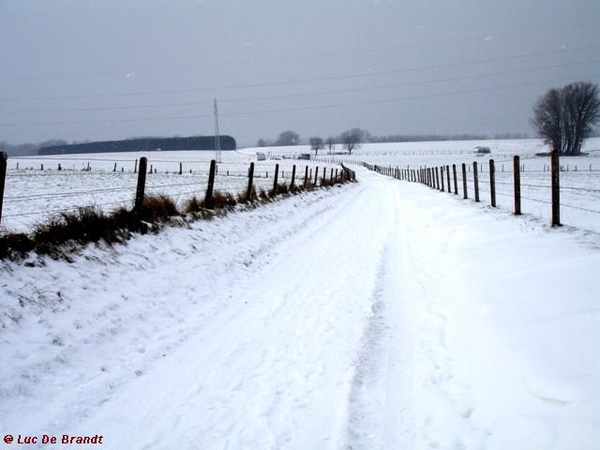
[4,138,599,233]
[248,138,600,233]
[2,150,329,232]
[1,165,599,449]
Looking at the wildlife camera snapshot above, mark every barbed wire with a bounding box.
[4,184,136,201]
[12,156,138,163]
[520,195,553,205]
[560,203,600,214]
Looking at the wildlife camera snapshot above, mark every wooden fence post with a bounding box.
[435,167,440,190]
[134,159,138,174]
[291,165,296,190]
[440,166,445,192]
[462,163,468,199]
[446,165,451,194]
[204,159,217,209]
[551,150,561,226]
[179,162,183,175]
[513,155,521,215]
[473,161,480,202]
[314,166,319,186]
[246,162,255,201]
[0,152,7,225]
[452,164,458,195]
[489,159,496,207]
[304,165,309,188]
[134,157,148,215]
[272,163,280,195]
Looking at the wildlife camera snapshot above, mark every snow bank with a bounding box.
[1,168,598,449]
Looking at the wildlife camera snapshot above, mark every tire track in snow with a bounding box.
[345,179,416,449]
[0,186,365,438]
[61,177,408,449]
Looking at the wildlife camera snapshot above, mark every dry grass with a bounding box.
[0,170,354,260]
[183,196,204,214]
[273,183,290,196]
[139,195,179,222]
[237,186,258,203]
[0,233,35,260]
[211,190,238,209]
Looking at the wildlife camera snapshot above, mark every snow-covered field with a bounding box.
[3,138,599,233]
[1,150,331,233]
[1,166,598,449]
[255,138,600,233]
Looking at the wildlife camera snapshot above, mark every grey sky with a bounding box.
[0,0,598,147]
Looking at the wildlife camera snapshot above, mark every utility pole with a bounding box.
[214,98,221,163]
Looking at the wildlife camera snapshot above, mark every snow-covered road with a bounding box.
[1,168,598,449]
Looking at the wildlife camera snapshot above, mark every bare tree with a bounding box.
[532,82,599,156]
[309,137,324,155]
[275,130,300,146]
[325,137,335,154]
[339,128,368,154]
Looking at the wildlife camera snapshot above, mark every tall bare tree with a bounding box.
[275,130,300,146]
[309,137,324,155]
[325,137,335,154]
[339,128,368,154]
[532,82,599,155]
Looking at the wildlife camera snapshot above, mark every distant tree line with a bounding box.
[38,135,236,155]
[256,129,533,155]
[0,139,69,156]
[0,135,236,156]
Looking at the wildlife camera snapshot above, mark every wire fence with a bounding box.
[0,152,347,233]
[359,153,600,233]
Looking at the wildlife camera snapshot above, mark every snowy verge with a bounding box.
[1,167,599,449]
[0,185,358,438]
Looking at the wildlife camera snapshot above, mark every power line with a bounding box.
[0,74,597,128]
[0,22,593,82]
[2,59,597,115]
[1,46,596,103]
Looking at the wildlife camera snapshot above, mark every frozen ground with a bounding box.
[1,150,329,233]
[247,138,600,233]
[3,138,599,233]
[0,166,599,449]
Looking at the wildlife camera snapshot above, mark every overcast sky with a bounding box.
[0,0,598,147]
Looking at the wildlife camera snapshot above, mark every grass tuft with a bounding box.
[237,186,257,203]
[139,195,179,222]
[0,233,34,259]
[211,190,238,209]
[183,196,204,214]
[274,183,290,196]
